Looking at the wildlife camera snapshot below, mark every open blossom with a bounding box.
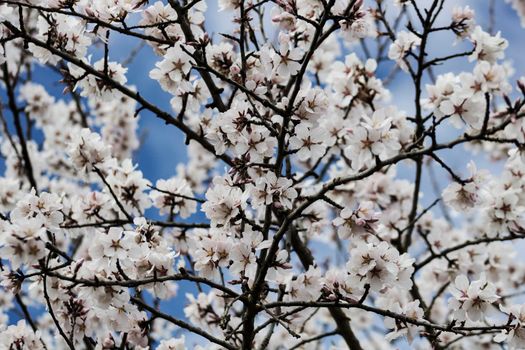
[0,218,48,269]
[69,60,128,101]
[29,15,91,65]
[248,172,297,209]
[454,61,513,98]
[19,83,55,124]
[193,231,233,280]
[388,31,421,71]
[150,177,197,218]
[0,178,20,213]
[340,9,376,42]
[289,124,327,161]
[470,61,512,95]
[10,190,63,230]
[67,128,112,173]
[333,201,380,239]
[438,92,485,129]
[443,161,488,211]
[266,249,292,283]
[150,44,194,93]
[157,336,186,350]
[451,6,476,39]
[482,187,525,237]
[469,26,508,63]
[285,266,322,301]
[106,159,152,215]
[170,79,208,113]
[89,227,141,261]
[202,177,247,226]
[295,88,329,122]
[2,320,45,350]
[140,1,184,46]
[449,274,499,322]
[384,301,424,343]
[207,42,237,76]
[347,241,414,292]
[274,35,302,77]
[495,304,525,349]
[344,108,402,170]
[229,242,257,280]
[443,181,481,211]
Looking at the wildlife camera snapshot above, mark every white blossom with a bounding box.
[388,31,421,71]
[449,274,499,322]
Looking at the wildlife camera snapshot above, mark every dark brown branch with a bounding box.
[2,63,38,191]
[132,297,238,350]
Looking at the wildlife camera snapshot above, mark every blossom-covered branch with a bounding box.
[1,0,525,349]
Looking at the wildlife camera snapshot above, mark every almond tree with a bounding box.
[1,0,525,349]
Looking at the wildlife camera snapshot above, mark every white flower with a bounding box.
[218,0,241,11]
[69,60,127,101]
[340,9,376,42]
[344,109,401,170]
[285,266,322,301]
[333,201,380,239]
[471,61,512,95]
[19,83,55,125]
[495,304,525,349]
[347,241,410,291]
[67,128,112,173]
[150,44,194,94]
[388,31,421,71]
[443,182,480,211]
[106,159,152,215]
[451,6,476,39]
[289,124,327,161]
[442,161,488,211]
[384,301,424,343]
[266,249,292,283]
[89,227,140,261]
[229,243,257,281]
[192,233,233,280]
[248,172,297,209]
[202,177,247,227]
[29,14,90,65]
[0,218,47,269]
[438,92,485,129]
[10,190,64,230]
[1,320,45,350]
[274,36,302,77]
[449,274,499,322]
[150,177,197,218]
[469,26,508,63]
[157,336,187,350]
[482,187,524,237]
